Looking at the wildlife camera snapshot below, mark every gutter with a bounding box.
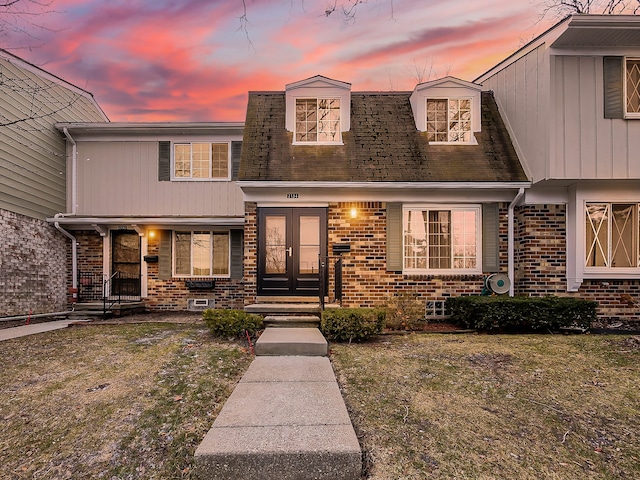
[508,188,526,297]
[54,213,77,290]
[62,127,77,215]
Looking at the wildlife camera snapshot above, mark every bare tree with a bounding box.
[0,0,56,50]
[540,0,640,17]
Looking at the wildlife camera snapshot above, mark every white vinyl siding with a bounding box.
[73,141,244,216]
[0,55,106,219]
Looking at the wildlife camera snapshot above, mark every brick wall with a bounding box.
[72,229,244,311]
[243,203,258,305]
[514,204,640,324]
[0,209,68,316]
[145,232,244,311]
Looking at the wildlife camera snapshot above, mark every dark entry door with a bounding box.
[111,230,141,296]
[258,208,327,296]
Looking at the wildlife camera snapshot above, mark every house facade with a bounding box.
[238,76,529,317]
[0,49,107,317]
[476,14,640,323]
[44,14,640,325]
[51,123,246,311]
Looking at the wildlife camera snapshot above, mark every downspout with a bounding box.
[54,214,77,290]
[62,127,77,215]
[508,188,525,297]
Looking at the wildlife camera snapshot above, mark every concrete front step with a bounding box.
[245,303,322,315]
[264,315,321,328]
[255,327,328,356]
[194,356,362,480]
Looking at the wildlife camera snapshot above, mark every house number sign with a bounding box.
[286,193,299,199]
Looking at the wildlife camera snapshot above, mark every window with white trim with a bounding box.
[585,203,639,269]
[403,206,480,273]
[295,98,341,143]
[626,58,640,117]
[426,98,472,143]
[173,142,229,180]
[174,231,230,277]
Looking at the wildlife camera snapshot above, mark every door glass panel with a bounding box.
[113,233,139,263]
[299,216,320,274]
[265,216,287,274]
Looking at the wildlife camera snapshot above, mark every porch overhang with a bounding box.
[238,181,531,203]
[46,216,245,234]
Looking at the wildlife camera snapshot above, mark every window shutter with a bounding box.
[230,230,243,279]
[482,203,500,273]
[231,141,242,181]
[158,230,172,280]
[386,203,403,271]
[603,56,624,119]
[158,141,171,181]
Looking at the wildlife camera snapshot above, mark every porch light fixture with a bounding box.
[350,207,358,218]
[148,230,156,239]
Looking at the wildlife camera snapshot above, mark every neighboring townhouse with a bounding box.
[51,123,245,311]
[0,49,107,317]
[238,75,529,317]
[476,14,640,323]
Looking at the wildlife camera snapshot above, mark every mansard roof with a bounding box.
[239,90,527,183]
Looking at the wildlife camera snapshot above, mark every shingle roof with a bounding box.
[239,91,527,183]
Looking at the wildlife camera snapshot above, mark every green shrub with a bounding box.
[203,309,263,338]
[321,308,385,343]
[446,296,597,332]
[383,292,425,331]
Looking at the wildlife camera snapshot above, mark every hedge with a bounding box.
[320,308,385,343]
[446,296,597,332]
[202,309,263,338]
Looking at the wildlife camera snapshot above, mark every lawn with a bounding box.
[330,333,640,479]
[0,322,252,479]
[1,322,639,479]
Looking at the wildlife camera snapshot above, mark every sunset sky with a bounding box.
[5,0,563,122]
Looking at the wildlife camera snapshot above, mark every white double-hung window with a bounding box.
[173,142,230,180]
[295,98,341,143]
[585,203,639,269]
[174,231,230,277]
[426,98,472,143]
[403,205,481,273]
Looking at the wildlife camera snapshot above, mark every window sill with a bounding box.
[582,269,640,279]
[292,141,344,146]
[170,177,231,182]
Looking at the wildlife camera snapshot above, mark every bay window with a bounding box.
[174,231,230,277]
[403,206,480,273]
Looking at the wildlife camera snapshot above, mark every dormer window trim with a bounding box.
[293,97,343,145]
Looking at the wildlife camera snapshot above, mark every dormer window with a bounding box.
[426,98,472,143]
[410,77,481,145]
[627,58,640,116]
[295,98,341,143]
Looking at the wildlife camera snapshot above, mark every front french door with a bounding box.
[257,208,327,296]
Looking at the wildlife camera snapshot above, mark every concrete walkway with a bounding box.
[0,320,74,341]
[195,329,363,480]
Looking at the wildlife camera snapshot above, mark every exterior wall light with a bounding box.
[350,207,358,218]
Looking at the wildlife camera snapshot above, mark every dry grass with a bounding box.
[0,322,252,479]
[330,333,640,480]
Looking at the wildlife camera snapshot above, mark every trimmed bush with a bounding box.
[203,309,263,338]
[446,296,597,332]
[321,308,385,343]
